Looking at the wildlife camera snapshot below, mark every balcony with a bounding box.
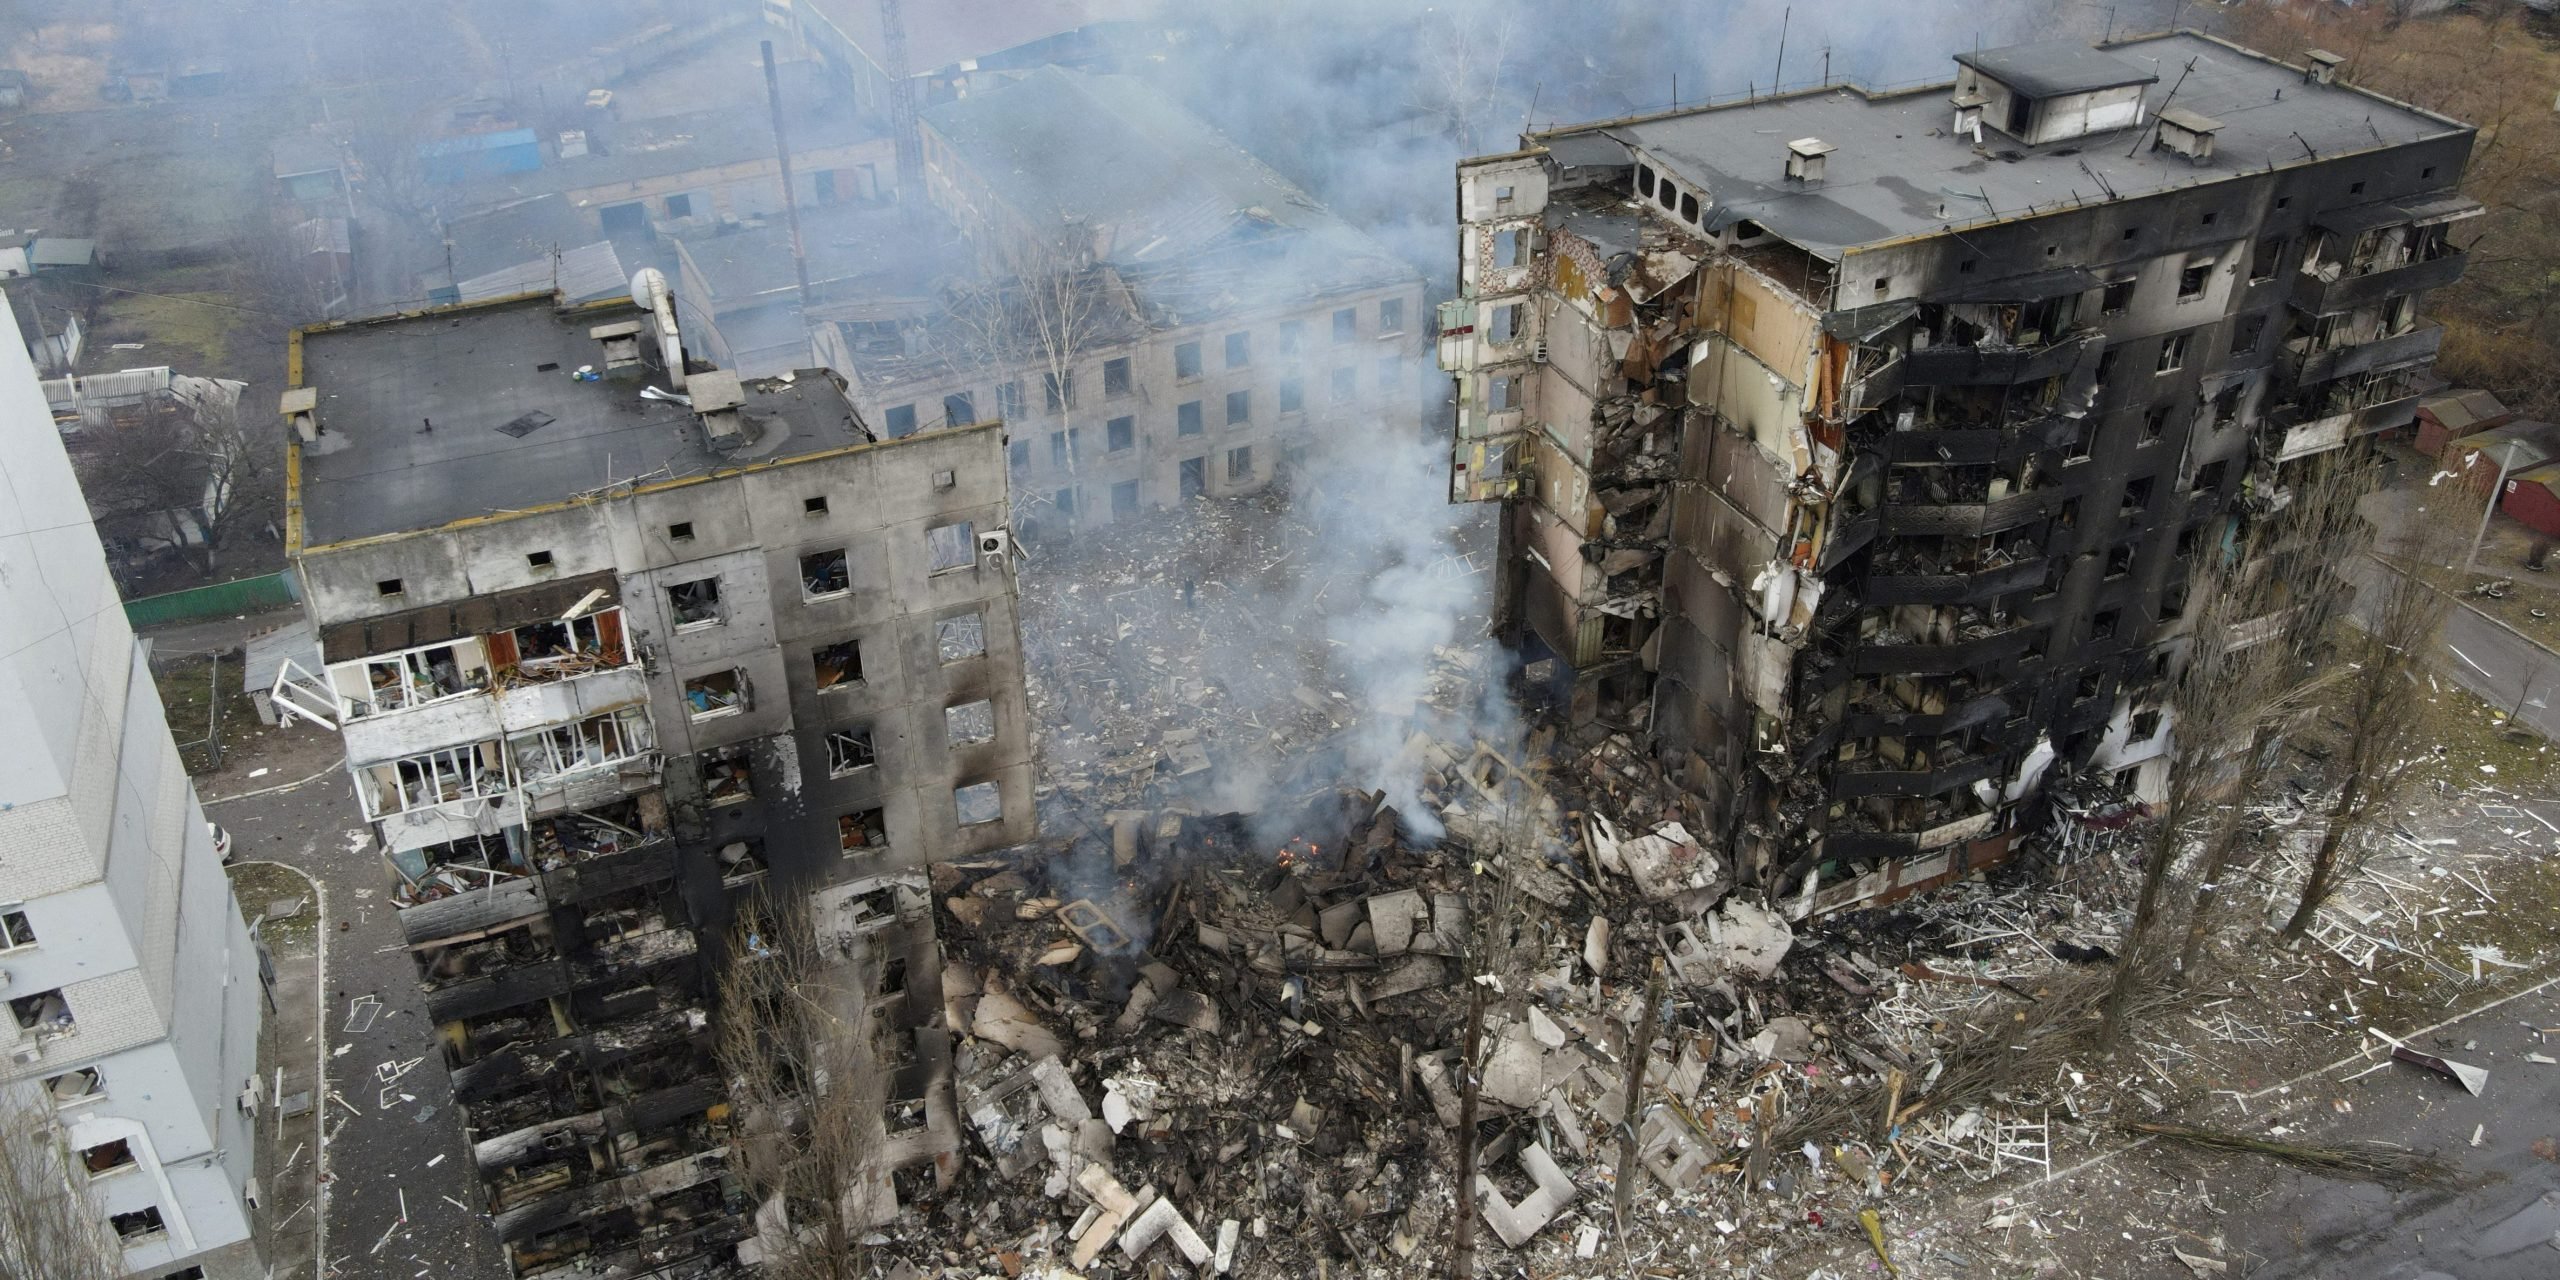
[1882,486,2068,538]
[1831,750,2006,801]
[1901,332,2093,387]
[1865,556,2046,607]
[2290,248,2467,317]
[1839,689,2013,739]
[2268,390,2427,462]
[1880,415,2079,466]
[1850,621,2044,675]
[2282,322,2443,389]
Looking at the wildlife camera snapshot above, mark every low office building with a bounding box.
[271,279,1030,1273]
[1443,33,2474,913]
[817,66,1430,534]
[0,298,265,1279]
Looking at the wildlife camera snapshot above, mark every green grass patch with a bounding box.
[225,860,317,958]
[151,650,262,776]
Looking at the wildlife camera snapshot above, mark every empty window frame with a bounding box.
[936,611,986,663]
[1107,416,1134,451]
[1053,487,1076,516]
[0,910,33,950]
[1043,370,1074,412]
[9,989,71,1038]
[804,495,830,516]
[701,742,754,804]
[1050,430,1070,467]
[1487,302,1524,344]
[1228,446,1253,480]
[1177,400,1204,436]
[1333,307,1359,343]
[44,1067,102,1105]
[1225,331,1251,369]
[1379,298,1404,333]
[2155,332,2191,373]
[2100,278,2136,315]
[1490,228,1523,268]
[110,1207,165,1241]
[826,727,876,775]
[1174,341,1203,379]
[1330,367,1357,401]
[840,807,889,853]
[955,781,1002,827]
[996,381,1024,419]
[1009,439,1029,469]
[2228,313,2266,357]
[683,669,748,719]
[2141,404,2172,442]
[526,549,554,571]
[1112,480,1139,516]
[801,548,850,599]
[668,577,723,627]
[345,642,478,714]
[509,707,654,782]
[1103,357,1132,396]
[2177,258,2213,300]
[1279,320,1305,356]
[926,522,976,573]
[2120,476,2155,516]
[943,391,976,425]
[1487,374,1521,412]
[945,699,996,745]
[813,639,863,690]
[82,1138,136,1177]
[884,404,917,436]
[667,521,695,542]
[2252,234,2286,281]
[1278,378,1304,414]
[1225,389,1250,425]
[2093,608,2123,639]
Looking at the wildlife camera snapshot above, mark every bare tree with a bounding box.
[66,379,271,582]
[0,1086,125,1280]
[716,897,883,1280]
[344,100,444,244]
[2278,509,2456,941]
[1414,10,1521,154]
[2177,453,2373,977]
[932,234,1133,530]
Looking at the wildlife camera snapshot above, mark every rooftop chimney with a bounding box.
[2303,49,2345,86]
[1784,137,1837,184]
[688,369,749,453]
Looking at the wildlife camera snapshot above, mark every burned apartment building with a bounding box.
[1443,33,2475,914]
[813,67,1430,535]
[268,279,1032,1273]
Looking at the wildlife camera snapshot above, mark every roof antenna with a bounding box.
[1773,7,1790,92]
[2124,56,2197,159]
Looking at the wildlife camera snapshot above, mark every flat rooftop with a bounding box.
[294,297,866,546]
[1542,32,2470,259]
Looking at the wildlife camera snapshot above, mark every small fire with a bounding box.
[1275,837,1320,869]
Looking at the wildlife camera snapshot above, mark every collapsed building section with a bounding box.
[1444,32,2477,915]
[275,280,1033,1274]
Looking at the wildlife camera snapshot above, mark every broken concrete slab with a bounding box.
[1368,888,1425,956]
[1119,1196,1213,1266]
[1475,1141,1576,1248]
[1481,1023,1550,1110]
[1748,1015,1815,1062]
[1708,897,1796,981]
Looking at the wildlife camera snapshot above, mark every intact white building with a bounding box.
[0,297,265,1279]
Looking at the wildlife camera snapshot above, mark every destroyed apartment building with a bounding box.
[814,67,1430,536]
[1443,32,2476,914]
[268,273,1033,1275]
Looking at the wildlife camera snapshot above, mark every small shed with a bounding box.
[420,128,542,185]
[2415,388,2515,457]
[272,135,346,203]
[27,238,97,273]
[2445,419,2560,500]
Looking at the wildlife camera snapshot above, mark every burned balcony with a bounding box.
[1902,297,2097,387]
[533,805,680,904]
[1903,334,2094,387]
[2262,366,2435,461]
[1879,464,2072,538]
[2280,320,2442,389]
[1830,737,2006,801]
[475,1080,726,1215]
[1849,614,2044,676]
[1837,673,2012,739]
[1864,545,2046,607]
[2291,245,2466,316]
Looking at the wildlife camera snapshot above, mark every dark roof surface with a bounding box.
[1554,32,2470,261]
[295,297,867,545]
[1954,40,2158,97]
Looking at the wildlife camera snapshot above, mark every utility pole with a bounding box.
[760,41,817,317]
[2464,439,2522,577]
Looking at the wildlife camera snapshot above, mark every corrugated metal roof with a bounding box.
[28,238,95,267]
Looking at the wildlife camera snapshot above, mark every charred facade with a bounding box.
[273,283,1031,1274]
[1444,32,2476,915]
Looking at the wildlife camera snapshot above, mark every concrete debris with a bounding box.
[1475,1141,1576,1248]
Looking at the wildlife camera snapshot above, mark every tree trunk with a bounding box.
[2280,771,2364,940]
[2178,721,2277,979]
[1611,961,1666,1232]
[1449,978,1487,1279]
[2098,807,2180,1052]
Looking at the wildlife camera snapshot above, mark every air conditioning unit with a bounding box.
[978,531,1011,559]
[1531,340,1550,364]
[10,1046,40,1065]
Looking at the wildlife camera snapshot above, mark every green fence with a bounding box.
[124,572,299,629]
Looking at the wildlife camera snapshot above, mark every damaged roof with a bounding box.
[1545,32,2471,260]
[293,297,869,546]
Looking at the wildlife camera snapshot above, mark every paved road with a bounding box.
[2349,555,2560,743]
[2222,977,2560,1278]
[209,768,510,1280]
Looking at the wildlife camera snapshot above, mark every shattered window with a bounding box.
[1488,302,1522,344]
[2156,332,2191,373]
[702,742,754,803]
[813,639,863,690]
[840,807,889,852]
[1104,357,1132,396]
[937,612,986,663]
[2228,314,2266,357]
[1178,401,1203,436]
[1174,341,1202,379]
[2101,279,2135,314]
[1224,331,1250,369]
[1107,416,1134,451]
[944,391,976,425]
[1227,446,1252,481]
[2178,259,2212,299]
[1488,374,1520,411]
[800,548,850,599]
[885,404,917,436]
[668,577,722,627]
[1044,370,1074,412]
[954,781,1001,827]
[1333,307,1358,343]
[683,669,746,719]
[1278,320,1305,356]
[827,728,875,775]
[945,699,995,745]
[1379,297,1404,333]
[1226,389,1250,425]
[2252,234,2286,281]
[927,522,976,573]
